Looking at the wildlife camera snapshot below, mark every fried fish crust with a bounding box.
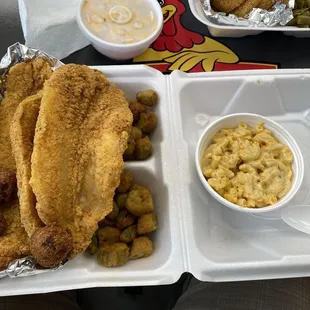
[30,64,133,258]
[10,92,44,237]
[211,0,246,12]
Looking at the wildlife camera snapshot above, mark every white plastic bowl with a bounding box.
[76,0,163,60]
[195,113,304,214]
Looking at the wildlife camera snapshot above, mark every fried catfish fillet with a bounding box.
[10,92,44,237]
[211,0,245,12]
[30,65,133,258]
[0,60,52,269]
[0,201,30,270]
[0,168,17,204]
[231,0,262,17]
[0,59,53,171]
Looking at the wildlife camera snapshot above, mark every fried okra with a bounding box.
[97,227,121,246]
[130,184,145,191]
[0,212,7,236]
[97,242,129,267]
[135,136,152,160]
[136,112,158,134]
[130,237,153,259]
[129,100,146,122]
[106,201,119,220]
[130,126,143,140]
[116,210,135,230]
[137,213,157,235]
[0,168,17,204]
[98,218,116,228]
[126,185,154,216]
[115,193,128,210]
[87,234,98,255]
[117,171,134,193]
[120,225,137,243]
[124,137,135,160]
[30,226,73,268]
[136,89,158,107]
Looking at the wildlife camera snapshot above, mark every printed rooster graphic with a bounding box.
[134,0,238,72]
[133,0,277,73]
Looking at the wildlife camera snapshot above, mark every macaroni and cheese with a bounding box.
[201,122,294,208]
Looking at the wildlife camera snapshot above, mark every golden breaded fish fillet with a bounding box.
[10,92,44,237]
[0,59,53,171]
[231,0,261,17]
[211,0,245,12]
[30,64,133,258]
[258,0,274,10]
[232,0,262,17]
[0,201,30,270]
[0,60,52,270]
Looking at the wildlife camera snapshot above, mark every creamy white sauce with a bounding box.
[82,0,158,44]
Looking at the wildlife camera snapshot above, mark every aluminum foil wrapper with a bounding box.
[200,0,294,28]
[0,42,63,99]
[0,42,64,280]
[0,257,63,280]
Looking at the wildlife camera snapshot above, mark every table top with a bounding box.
[1,0,310,73]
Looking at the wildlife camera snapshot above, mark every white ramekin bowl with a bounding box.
[195,113,304,214]
[77,0,163,60]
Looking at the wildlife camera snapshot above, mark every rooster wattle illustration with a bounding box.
[133,0,277,73]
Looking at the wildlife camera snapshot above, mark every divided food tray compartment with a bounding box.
[1,65,310,296]
[188,0,310,38]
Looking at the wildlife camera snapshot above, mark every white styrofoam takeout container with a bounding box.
[2,66,310,296]
[188,0,310,38]
[76,0,163,60]
[196,113,304,214]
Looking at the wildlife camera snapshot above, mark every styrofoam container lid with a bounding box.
[196,113,305,214]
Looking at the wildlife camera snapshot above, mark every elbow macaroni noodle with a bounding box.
[201,122,294,208]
